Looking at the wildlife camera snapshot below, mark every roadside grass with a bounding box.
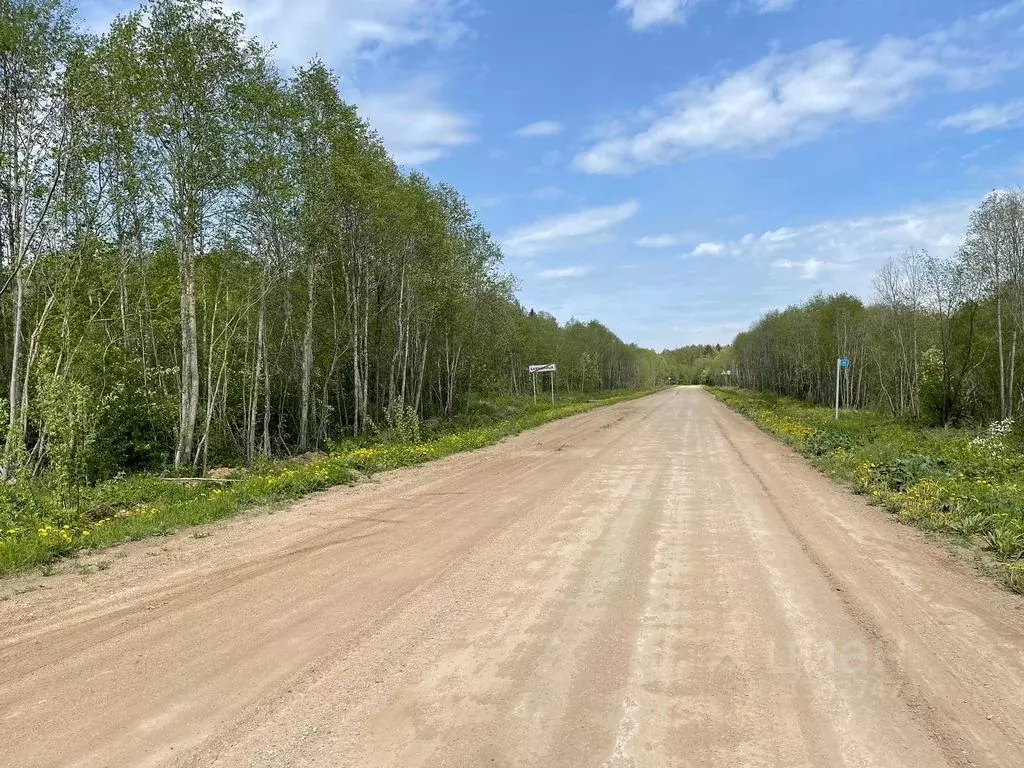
[707,387,1024,594]
[0,390,655,576]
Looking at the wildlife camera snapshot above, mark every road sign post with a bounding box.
[835,358,850,420]
[529,364,557,405]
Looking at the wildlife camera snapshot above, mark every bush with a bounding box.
[36,365,104,513]
[805,428,854,456]
[92,351,176,476]
[872,454,948,492]
[383,397,421,443]
[984,515,1024,559]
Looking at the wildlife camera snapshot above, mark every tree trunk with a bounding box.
[175,238,200,468]
[997,289,1007,419]
[7,272,25,433]
[247,293,265,467]
[299,261,316,450]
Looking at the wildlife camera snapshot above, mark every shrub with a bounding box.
[1002,564,1024,594]
[983,515,1024,559]
[91,351,176,476]
[805,428,854,456]
[384,396,421,444]
[36,365,105,513]
[872,454,948,492]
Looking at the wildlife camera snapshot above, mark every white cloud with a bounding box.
[224,0,466,67]
[474,187,571,209]
[357,76,475,165]
[939,99,1024,133]
[515,121,565,138]
[530,186,565,200]
[539,266,592,279]
[615,0,794,30]
[755,0,796,10]
[636,234,682,247]
[579,5,1023,173]
[616,0,695,29]
[692,241,726,256]
[746,201,970,264]
[713,199,973,287]
[771,257,834,279]
[503,201,640,256]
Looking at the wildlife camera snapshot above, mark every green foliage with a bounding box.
[36,362,105,512]
[918,347,948,426]
[91,350,176,476]
[660,343,728,385]
[871,454,948,492]
[983,516,1024,559]
[805,428,854,457]
[1,402,30,485]
[383,397,421,444]
[0,0,673,581]
[1002,564,1024,595]
[0,0,671,489]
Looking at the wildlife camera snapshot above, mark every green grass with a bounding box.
[0,390,656,576]
[707,387,1024,594]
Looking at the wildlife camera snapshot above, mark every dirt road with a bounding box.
[2,388,1024,767]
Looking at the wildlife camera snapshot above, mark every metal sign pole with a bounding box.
[835,358,841,421]
[527,364,558,405]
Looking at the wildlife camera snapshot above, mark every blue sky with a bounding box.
[83,0,1024,350]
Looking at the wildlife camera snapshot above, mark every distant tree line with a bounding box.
[0,0,666,480]
[659,345,726,386]
[718,190,1024,427]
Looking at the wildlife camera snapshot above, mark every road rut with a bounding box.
[2,387,1023,767]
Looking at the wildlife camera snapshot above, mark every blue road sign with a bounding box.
[840,358,850,368]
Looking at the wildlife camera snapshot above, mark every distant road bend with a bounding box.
[2,387,1024,767]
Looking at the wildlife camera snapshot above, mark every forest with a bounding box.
[713,190,1024,429]
[0,0,668,489]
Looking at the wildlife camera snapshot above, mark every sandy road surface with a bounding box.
[2,387,1024,767]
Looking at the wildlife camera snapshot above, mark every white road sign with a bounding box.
[529,364,557,374]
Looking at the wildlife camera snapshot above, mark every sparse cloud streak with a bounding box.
[539,266,591,278]
[515,120,564,138]
[636,234,683,248]
[503,201,640,256]
[615,0,795,30]
[939,99,1024,133]
[772,257,833,278]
